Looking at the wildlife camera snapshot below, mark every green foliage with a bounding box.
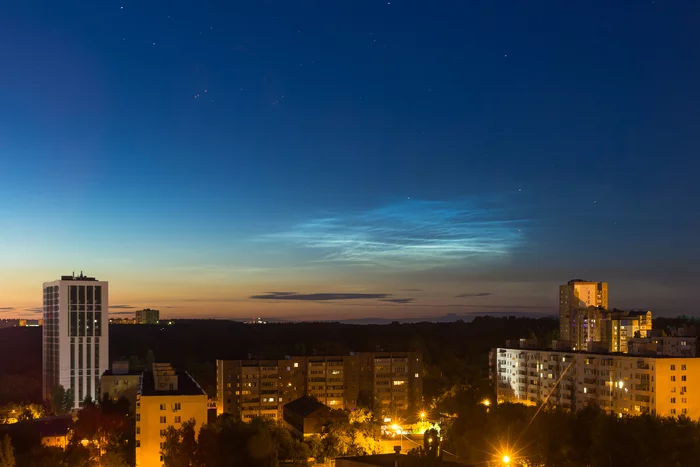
[423,428,439,459]
[440,389,700,467]
[161,415,310,467]
[0,436,15,467]
[50,386,73,415]
[161,419,198,467]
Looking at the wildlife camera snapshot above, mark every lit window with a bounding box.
[415,373,419,378]
[294,363,299,368]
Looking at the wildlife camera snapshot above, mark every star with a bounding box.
[152,42,156,46]
[120,6,123,9]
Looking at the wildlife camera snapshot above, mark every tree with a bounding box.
[348,407,373,425]
[50,386,73,415]
[0,436,15,467]
[98,450,128,467]
[161,419,198,467]
[423,428,439,460]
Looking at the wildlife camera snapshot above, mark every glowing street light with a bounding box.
[482,398,491,407]
[420,411,426,419]
[502,454,511,465]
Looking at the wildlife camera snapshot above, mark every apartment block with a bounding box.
[601,310,653,353]
[217,352,423,421]
[42,273,109,408]
[629,335,698,357]
[135,363,207,467]
[492,346,700,418]
[559,280,608,347]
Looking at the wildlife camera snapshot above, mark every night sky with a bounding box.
[0,1,698,320]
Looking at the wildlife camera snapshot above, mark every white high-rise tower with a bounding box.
[43,272,109,408]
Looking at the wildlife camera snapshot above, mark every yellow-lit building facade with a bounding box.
[493,347,700,418]
[601,310,653,353]
[135,363,207,467]
[99,361,142,410]
[559,280,608,346]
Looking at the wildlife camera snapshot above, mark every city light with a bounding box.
[420,411,426,419]
[482,398,491,407]
[502,454,511,465]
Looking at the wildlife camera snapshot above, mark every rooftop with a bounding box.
[496,346,698,359]
[58,272,98,281]
[284,396,347,419]
[140,369,206,397]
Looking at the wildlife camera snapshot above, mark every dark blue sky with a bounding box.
[0,1,698,319]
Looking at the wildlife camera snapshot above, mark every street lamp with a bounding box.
[482,399,491,407]
[420,411,426,419]
[502,454,511,465]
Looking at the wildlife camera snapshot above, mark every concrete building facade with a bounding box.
[42,273,109,408]
[135,308,160,325]
[135,363,207,467]
[559,280,608,347]
[492,346,700,418]
[217,352,423,421]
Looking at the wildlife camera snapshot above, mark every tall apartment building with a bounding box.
[135,308,160,324]
[135,363,207,467]
[492,346,700,418]
[217,352,423,421]
[43,273,109,408]
[601,310,653,353]
[559,280,608,349]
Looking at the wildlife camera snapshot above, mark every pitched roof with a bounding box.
[283,396,346,420]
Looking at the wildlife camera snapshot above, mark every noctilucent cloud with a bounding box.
[0,1,698,320]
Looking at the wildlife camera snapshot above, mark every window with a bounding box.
[175,416,181,423]
[671,398,676,404]
[682,398,687,404]
[160,403,166,410]
[682,364,687,371]
[294,362,299,368]
[671,409,676,415]
[682,386,687,392]
[136,414,140,421]
[174,402,181,410]
[672,387,676,393]
[160,416,167,423]
[135,441,140,448]
[671,365,676,370]
[415,373,419,378]
[682,375,687,382]
[671,376,676,382]
[682,408,688,415]
[136,427,140,434]
[160,429,166,436]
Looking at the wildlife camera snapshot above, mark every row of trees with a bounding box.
[438,385,700,467]
[0,395,133,467]
[160,411,386,467]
